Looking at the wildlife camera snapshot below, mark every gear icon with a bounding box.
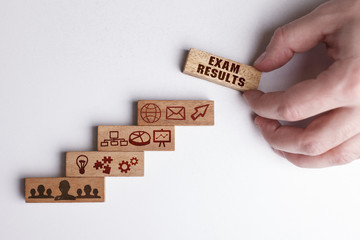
[119,161,131,173]
[130,157,138,166]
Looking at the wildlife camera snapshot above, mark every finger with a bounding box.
[273,133,360,168]
[255,107,360,155]
[243,61,353,121]
[254,3,334,72]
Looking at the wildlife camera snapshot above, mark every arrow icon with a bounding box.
[191,104,210,121]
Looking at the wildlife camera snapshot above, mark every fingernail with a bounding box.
[254,52,266,66]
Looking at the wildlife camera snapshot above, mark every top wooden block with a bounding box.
[183,48,262,91]
[137,100,214,126]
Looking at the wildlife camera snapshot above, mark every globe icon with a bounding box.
[140,103,161,123]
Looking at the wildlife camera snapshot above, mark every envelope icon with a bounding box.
[166,106,186,120]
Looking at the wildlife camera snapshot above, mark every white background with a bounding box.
[1,0,360,239]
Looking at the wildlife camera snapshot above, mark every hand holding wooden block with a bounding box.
[25,178,105,203]
[98,126,175,151]
[183,48,262,91]
[138,100,214,126]
[66,151,144,177]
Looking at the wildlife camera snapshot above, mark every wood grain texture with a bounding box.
[183,48,262,91]
[137,100,214,126]
[25,177,105,203]
[98,125,175,151]
[66,151,144,177]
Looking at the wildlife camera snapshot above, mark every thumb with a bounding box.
[254,7,329,72]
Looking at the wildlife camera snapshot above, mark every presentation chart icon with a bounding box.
[153,129,171,147]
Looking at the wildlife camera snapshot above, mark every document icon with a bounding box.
[166,106,186,120]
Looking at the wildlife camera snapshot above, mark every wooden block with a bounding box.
[66,151,144,177]
[137,100,214,126]
[25,177,104,203]
[98,126,175,151]
[183,48,262,91]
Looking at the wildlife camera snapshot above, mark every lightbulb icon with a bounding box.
[76,155,88,174]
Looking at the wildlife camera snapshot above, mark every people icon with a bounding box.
[76,185,101,199]
[76,189,83,198]
[36,185,46,198]
[29,188,36,198]
[46,188,54,198]
[83,185,93,198]
[28,181,100,200]
[28,185,54,199]
[93,188,101,198]
[54,180,76,200]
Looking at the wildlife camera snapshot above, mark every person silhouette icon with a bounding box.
[54,180,76,200]
[37,185,47,198]
[83,185,94,198]
[46,188,54,198]
[29,188,36,198]
[76,189,82,198]
[93,188,101,198]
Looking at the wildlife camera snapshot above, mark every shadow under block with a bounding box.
[98,126,175,151]
[66,151,144,177]
[183,48,262,91]
[137,100,214,126]
[25,178,105,203]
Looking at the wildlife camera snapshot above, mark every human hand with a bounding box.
[243,0,360,168]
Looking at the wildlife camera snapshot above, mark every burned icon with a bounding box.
[76,155,88,175]
[129,131,151,146]
[153,129,171,147]
[140,103,161,123]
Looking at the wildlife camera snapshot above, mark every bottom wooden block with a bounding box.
[25,177,105,203]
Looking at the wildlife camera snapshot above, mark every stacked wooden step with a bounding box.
[25,100,214,203]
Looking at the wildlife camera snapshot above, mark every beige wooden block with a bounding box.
[66,151,144,177]
[183,48,262,91]
[137,100,214,126]
[25,177,104,203]
[98,126,175,151]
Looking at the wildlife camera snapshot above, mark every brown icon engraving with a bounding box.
[166,106,186,120]
[117,157,138,174]
[100,131,129,147]
[47,180,102,200]
[129,131,151,146]
[153,129,171,147]
[26,178,104,202]
[76,185,101,199]
[76,155,88,175]
[191,104,209,121]
[54,180,76,200]
[28,185,54,199]
[140,103,161,123]
[93,156,113,174]
[130,157,138,166]
[119,160,131,173]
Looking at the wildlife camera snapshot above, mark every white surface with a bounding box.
[1,0,360,239]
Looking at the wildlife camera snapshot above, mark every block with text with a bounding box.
[183,48,262,91]
[25,177,105,203]
[98,126,175,151]
[138,100,214,126]
[66,151,144,177]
